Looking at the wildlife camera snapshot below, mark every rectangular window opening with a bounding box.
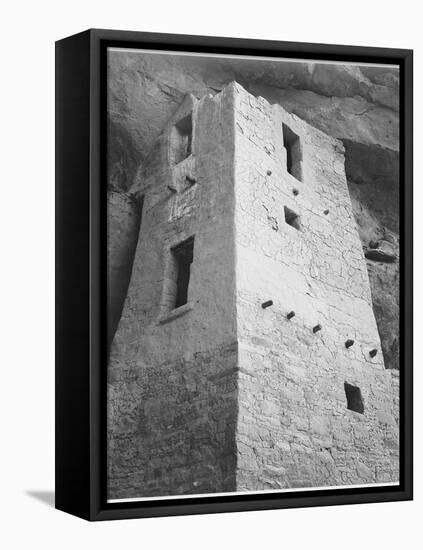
[344,382,364,414]
[282,123,303,181]
[173,114,193,164]
[171,236,194,309]
[284,206,301,231]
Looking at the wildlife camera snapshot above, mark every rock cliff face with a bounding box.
[107,50,399,370]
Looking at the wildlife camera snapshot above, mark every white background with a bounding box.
[1,1,420,548]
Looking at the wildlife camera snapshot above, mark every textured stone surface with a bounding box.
[108,87,239,498]
[107,191,141,350]
[107,82,399,499]
[107,50,399,371]
[232,85,398,489]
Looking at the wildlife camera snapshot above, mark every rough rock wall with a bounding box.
[233,84,398,489]
[107,50,400,371]
[107,191,141,351]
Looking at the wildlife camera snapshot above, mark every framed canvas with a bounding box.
[55,28,413,521]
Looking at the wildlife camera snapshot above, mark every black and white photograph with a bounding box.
[3,0,420,544]
[106,48,402,502]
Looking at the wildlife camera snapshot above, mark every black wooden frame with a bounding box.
[55,28,413,521]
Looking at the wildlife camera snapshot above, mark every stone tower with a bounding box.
[107,82,399,500]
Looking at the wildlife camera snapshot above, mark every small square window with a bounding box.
[284,206,301,231]
[344,382,364,414]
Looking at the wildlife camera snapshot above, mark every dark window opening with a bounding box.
[344,382,364,414]
[282,123,303,181]
[173,114,193,164]
[171,237,194,308]
[284,206,301,230]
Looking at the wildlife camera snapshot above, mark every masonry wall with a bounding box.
[107,86,239,499]
[232,84,399,490]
